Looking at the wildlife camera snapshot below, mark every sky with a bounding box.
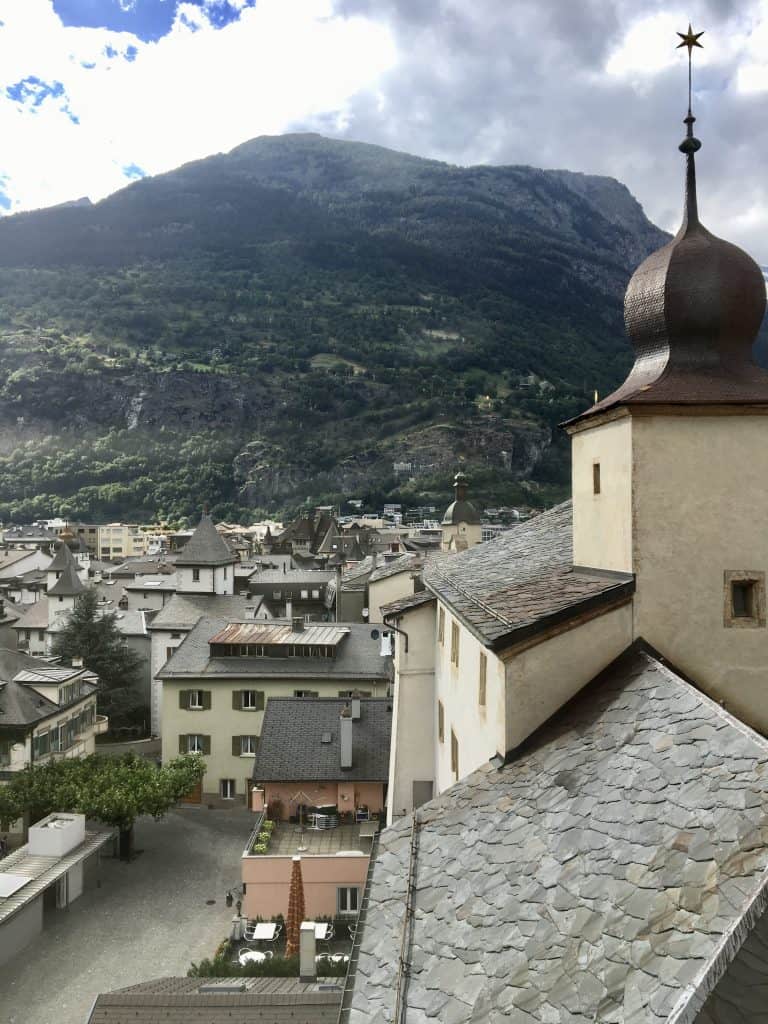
[0,0,767,260]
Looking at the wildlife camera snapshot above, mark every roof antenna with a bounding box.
[676,23,704,228]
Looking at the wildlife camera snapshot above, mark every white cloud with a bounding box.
[0,0,396,211]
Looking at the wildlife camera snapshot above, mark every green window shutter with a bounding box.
[179,690,188,710]
[202,735,211,755]
[202,691,212,710]
[232,736,240,757]
[178,735,186,754]
[256,691,265,711]
[232,690,241,710]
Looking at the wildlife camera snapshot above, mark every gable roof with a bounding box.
[349,644,768,1024]
[424,501,634,649]
[175,516,235,567]
[87,976,342,1024]
[0,648,97,727]
[148,593,256,632]
[12,596,50,630]
[253,697,392,782]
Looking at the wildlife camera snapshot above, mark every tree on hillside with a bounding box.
[51,589,143,729]
[0,753,205,860]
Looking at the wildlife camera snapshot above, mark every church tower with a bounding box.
[566,39,768,729]
[441,471,482,552]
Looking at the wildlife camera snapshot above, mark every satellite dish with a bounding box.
[370,629,380,640]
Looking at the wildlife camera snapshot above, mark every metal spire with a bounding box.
[676,24,705,228]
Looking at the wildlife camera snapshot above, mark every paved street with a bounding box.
[0,806,255,1024]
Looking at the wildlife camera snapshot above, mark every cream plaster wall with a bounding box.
[150,629,186,737]
[631,413,768,732]
[571,413,633,573]
[434,607,505,795]
[503,603,634,752]
[161,676,389,800]
[386,602,436,824]
[368,572,414,625]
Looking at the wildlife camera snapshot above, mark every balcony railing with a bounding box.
[95,715,109,736]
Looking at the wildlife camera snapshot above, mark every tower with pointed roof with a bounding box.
[441,472,482,552]
[175,514,236,595]
[46,541,87,627]
[565,40,768,729]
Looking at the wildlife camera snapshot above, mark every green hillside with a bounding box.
[0,133,670,522]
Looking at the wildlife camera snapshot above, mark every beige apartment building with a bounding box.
[158,620,391,805]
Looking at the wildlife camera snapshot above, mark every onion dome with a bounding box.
[442,471,481,526]
[569,55,768,425]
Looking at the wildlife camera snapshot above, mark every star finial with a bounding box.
[676,24,704,54]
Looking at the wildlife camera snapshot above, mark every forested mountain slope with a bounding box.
[0,133,670,521]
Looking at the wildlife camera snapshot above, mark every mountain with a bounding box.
[0,133,670,523]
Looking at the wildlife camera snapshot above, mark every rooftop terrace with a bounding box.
[245,821,373,858]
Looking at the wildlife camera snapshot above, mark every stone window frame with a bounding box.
[724,570,766,629]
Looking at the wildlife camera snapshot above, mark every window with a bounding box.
[234,690,265,711]
[239,735,258,755]
[438,700,444,743]
[180,690,210,710]
[166,647,176,662]
[338,690,371,698]
[337,886,360,915]
[724,571,765,628]
[295,690,319,698]
[183,734,210,755]
[451,729,459,779]
[189,690,204,709]
[223,567,228,579]
[220,779,236,799]
[479,652,487,707]
[593,462,601,495]
[301,590,309,600]
[171,632,182,639]
[192,568,200,582]
[37,630,45,642]
[450,622,460,667]
[312,589,320,599]
[438,607,445,644]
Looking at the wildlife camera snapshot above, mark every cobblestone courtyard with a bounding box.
[0,806,254,1024]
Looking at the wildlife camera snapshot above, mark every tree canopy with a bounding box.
[0,753,205,859]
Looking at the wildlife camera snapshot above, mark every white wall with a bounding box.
[150,628,186,737]
[386,601,436,824]
[176,566,234,595]
[434,605,505,795]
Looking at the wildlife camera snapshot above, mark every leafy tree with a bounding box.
[50,589,143,729]
[0,753,205,860]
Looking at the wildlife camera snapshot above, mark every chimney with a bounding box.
[292,616,304,633]
[351,695,361,720]
[286,598,293,621]
[72,656,83,668]
[340,706,352,769]
[299,921,317,982]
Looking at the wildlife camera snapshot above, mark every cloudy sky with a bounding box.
[1,0,767,259]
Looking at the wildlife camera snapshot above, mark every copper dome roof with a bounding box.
[568,113,768,426]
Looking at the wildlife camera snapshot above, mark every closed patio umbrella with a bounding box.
[285,854,306,958]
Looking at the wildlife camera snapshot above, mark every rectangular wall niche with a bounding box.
[724,570,766,628]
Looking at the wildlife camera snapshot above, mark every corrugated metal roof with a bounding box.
[0,829,113,926]
[208,623,350,646]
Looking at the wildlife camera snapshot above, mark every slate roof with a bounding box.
[124,573,178,591]
[158,619,390,682]
[341,557,375,593]
[13,597,50,630]
[349,644,768,1024]
[424,501,634,649]
[253,697,392,782]
[249,569,334,585]
[87,977,342,1024]
[0,549,37,573]
[369,553,419,584]
[0,648,97,727]
[148,593,257,632]
[175,515,235,567]
[380,590,436,617]
[48,541,77,572]
[47,557,86,597]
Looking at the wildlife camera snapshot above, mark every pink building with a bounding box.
[242,696,391,920]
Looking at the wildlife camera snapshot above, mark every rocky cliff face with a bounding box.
[0,133,670,520]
